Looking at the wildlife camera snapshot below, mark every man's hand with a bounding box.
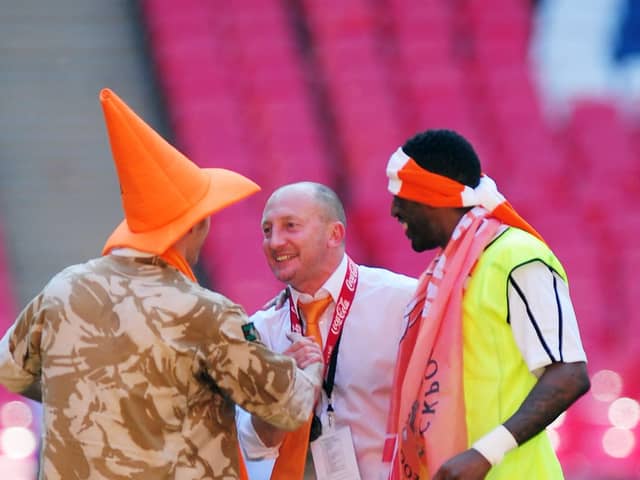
[432,449,491,480]
[285,332,324,405]
[431,362,590,480]
[251,415,288,448]
[284,332,323,369]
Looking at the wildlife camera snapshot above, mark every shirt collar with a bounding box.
[289,254,348,305]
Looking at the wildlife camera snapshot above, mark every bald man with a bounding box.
[237,182,417,479]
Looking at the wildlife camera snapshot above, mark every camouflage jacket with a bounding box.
[0,254,319,479]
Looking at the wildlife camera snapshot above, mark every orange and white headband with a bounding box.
[386,147,543,241]
[386,147,506,209]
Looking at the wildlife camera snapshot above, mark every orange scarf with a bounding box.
[383,208,501,479]
[270,417,314,479]
[160,247,197,282]
[386,147,543,242]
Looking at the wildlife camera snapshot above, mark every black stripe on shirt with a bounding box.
[551,267,564,362]
[509,273,557,363]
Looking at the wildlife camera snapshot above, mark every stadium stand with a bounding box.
[137,0,640,477]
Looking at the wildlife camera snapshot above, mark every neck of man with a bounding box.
[291,249,344,296]
[439,208,470,248]
[171,235,194,266]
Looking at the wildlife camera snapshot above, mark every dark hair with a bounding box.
[401,129,481,188]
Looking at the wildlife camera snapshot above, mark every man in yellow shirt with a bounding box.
[383,129,590,479]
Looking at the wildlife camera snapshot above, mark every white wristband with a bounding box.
[471,425,518,466]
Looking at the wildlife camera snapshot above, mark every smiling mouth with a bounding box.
[275,254,296,262]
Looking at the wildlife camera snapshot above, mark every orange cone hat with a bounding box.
[99,88,260,255]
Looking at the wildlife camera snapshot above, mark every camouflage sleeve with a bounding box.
[204,304,321,431]
[0,293,45,394]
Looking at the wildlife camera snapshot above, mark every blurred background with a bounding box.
[0,0,638,478]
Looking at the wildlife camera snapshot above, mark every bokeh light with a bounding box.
[0,454,37,480]
[0,401,32,429]
[591,370,623,402]
[608,397,640,429]
[0,427,37,459]
[602,427,636,458]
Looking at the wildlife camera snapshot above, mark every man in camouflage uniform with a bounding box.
[0,89,324,479]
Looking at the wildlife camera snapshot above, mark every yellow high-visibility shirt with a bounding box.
[462,227,567,479]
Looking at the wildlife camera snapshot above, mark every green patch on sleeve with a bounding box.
[241,322,258,342]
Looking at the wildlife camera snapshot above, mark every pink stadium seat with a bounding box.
[561,100,639,231]
[143,0,345,305]
[202,199,283,313]
[303,1,376,38]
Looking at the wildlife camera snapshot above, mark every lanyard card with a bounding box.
[310,425,361,480]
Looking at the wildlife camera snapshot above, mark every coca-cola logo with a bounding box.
[331,298,350,334]
[345,264,357,291]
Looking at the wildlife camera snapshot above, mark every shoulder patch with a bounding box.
[242,322,259,342]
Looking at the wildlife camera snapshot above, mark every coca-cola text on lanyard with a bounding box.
[288,257,359,367]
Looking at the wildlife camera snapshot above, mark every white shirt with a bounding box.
[237,255,418,480]
[508,260,587,375]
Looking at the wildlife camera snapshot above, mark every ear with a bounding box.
[327,221,346,248]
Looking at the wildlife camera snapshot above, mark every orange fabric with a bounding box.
[491,201,541,242]
[99,88,260,255]
[385,209,502,479]
[387,150,543,242]
[270,419,314,480]
[160,247,196,282]
[298,296,332,348]
[395,158,466,207]
[270,297,332,480]
[237,451,249,480]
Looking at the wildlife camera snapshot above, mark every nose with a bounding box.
[267,227,286,249]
